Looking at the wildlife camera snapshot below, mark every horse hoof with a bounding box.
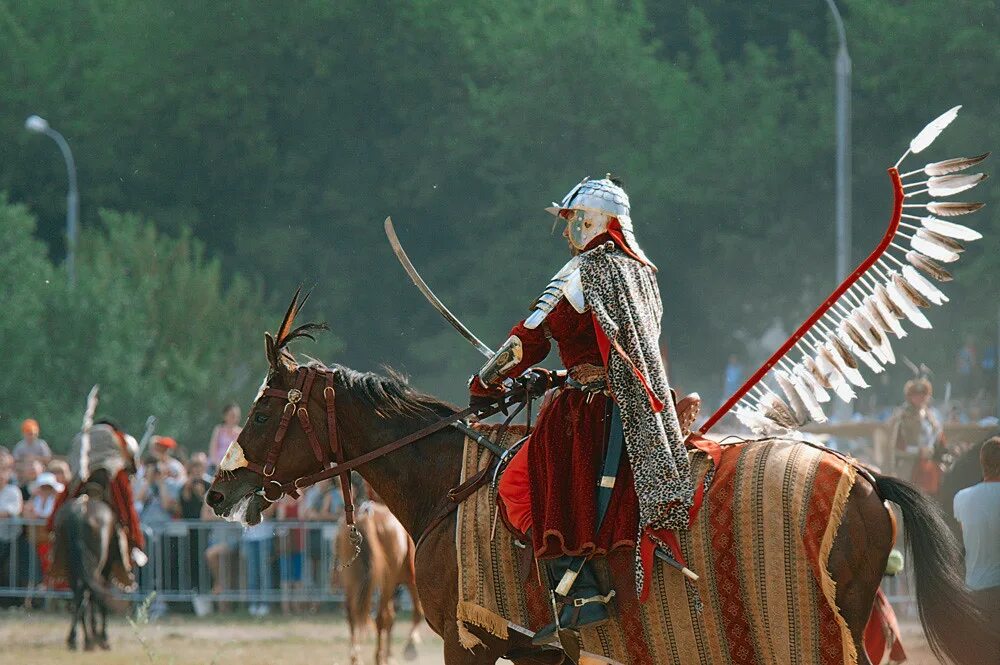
[99,640,111,651]
[403,641,418,660]
[84,642,95,652]
[66,640,77,651]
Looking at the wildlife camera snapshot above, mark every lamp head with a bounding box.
[25,115,49,133]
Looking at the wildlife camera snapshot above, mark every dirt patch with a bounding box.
[0,608,945,664]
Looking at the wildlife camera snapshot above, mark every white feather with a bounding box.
[850,310,891,366]
[867,293,907,339]
[902,265,948,305]
[926,173,988,197]
[856,306,896,364]
[886,280,933,329]
[824,341,869,389]
[837,321,884,372]
[926,201,985,217]
[735,405,784,435]
[80,385,100,482]
[778,369,826,423]
[910,234,959,263]
[774,371,809,424]
[793,362,831,403]
[922,153,990,177]
[920,216,982,241]
[910,105,961,154]
[815,351,856,403]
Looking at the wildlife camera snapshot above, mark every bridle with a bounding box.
[230,363,522,557]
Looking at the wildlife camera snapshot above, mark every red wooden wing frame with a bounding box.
[699,168,905,434]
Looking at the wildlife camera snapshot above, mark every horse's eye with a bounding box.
[254,413,270,425]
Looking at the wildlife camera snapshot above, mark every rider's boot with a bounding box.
[531,556,614,648]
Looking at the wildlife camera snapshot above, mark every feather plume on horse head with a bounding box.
[266,286,329,368]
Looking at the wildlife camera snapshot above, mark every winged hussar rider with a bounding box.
[469,175,698,643]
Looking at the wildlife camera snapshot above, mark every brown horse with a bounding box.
[206,317,993,664]
[337,499,424,665]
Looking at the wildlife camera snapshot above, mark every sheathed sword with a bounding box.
[384,217,493,358]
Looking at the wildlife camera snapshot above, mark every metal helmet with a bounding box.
[545,175,653,266]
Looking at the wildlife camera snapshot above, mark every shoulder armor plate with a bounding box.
[524,256,586,329]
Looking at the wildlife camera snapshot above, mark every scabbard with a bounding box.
[595,400,624,534]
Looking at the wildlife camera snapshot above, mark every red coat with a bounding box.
[496,297,639,557]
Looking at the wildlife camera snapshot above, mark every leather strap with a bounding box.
[241,365,520,537]
[416,459,497,553]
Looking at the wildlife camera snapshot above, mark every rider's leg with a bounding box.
[531,556,612,646]
[497,438,533,536]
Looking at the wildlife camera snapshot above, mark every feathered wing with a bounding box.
[704,107,988,435]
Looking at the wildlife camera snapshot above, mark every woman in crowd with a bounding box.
[208,404,242,469]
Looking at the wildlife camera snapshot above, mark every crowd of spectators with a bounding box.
[0,408,357,617]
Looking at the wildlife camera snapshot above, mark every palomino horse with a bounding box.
[206,305,992,664]
[338,499,424,665]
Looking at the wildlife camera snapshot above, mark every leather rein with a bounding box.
[237,364,522,534]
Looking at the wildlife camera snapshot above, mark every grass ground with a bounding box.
[0,607,943,664]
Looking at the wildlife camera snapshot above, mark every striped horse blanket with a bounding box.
[456,426,858,665]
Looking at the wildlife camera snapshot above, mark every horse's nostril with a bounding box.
[206,490,224,507]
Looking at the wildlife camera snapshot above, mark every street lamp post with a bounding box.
[25,115,80,288]
[824,0,852,283]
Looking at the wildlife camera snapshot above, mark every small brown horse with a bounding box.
[207,311,993,664]
[338,500,424,665]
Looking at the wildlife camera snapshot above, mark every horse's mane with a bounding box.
[320,362,456,420]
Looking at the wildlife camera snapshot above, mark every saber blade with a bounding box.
[384,217,493,358]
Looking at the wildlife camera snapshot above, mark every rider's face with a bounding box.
[560,210,581,256]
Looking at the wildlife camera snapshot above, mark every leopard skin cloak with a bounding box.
[579,241,695,591]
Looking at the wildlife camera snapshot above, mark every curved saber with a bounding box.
[384,217,493,358]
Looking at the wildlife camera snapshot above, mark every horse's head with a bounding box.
[206,288,330,525]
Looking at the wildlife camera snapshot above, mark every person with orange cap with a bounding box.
[12,419,51,463]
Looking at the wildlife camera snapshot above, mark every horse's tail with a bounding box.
[874,472,997,664]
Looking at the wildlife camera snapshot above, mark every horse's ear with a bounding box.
[265,331,297,377]
[265,332,278,369]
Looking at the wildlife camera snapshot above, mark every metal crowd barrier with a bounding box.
[2,517,912,616]
[0,518,347,608]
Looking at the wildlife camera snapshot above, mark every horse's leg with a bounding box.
[415,515,510,664]
[67,587,84,650]
[83,591,96,651]
[402,575,423,661]
[98,599,110,650]
[402,541,422,661]
[346,596,362,665]
[828,478,893,665]
[375,589,395,665]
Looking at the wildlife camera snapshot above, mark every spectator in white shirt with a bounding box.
[953,436,1000,655]
[0,462,24,585]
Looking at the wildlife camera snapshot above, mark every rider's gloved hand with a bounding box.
[468,375,506,413]
[517,367,555,399]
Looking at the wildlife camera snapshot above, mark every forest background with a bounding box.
[1,1,997,450]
